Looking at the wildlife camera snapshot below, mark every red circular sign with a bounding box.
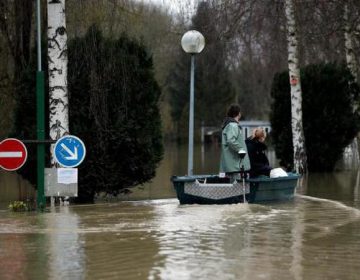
[0,138,28,171]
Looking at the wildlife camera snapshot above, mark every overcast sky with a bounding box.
[144,0,198,17]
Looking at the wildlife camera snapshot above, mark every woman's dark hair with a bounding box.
[226,104,241,118]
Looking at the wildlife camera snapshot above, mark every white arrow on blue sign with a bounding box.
[53,135,86,167]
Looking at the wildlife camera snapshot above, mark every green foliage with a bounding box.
[270,63,360,172]
[68,26,163,201]
[8,200,31,212]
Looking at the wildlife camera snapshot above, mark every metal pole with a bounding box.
[36,0,46,209]
[36,0,42,71]
[188,55,195,176]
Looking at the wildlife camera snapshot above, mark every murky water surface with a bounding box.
[1,144,360,280]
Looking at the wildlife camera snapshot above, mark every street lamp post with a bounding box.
[181,30,205,176]
[36,0,46,209]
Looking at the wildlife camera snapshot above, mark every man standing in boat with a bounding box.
[220,104,251,181]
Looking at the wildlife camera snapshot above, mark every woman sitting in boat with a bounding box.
[245,127,272,178]
[220,104,251,180]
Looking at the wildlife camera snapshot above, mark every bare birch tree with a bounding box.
[343,1,360,161]
[284,0,307,174]
[47,0,69,164]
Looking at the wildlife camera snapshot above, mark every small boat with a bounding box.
[171,173,300,204]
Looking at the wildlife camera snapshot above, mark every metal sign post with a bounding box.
[36,0,46,209]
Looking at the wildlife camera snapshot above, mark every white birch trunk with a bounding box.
[344,3,360,165]
[48,0,69,165]
[284,0,307,174]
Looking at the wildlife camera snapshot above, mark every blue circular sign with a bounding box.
[53,135,86,167]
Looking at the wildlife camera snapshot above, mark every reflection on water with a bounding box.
[46,207,85,279]
[0,207,85,280]
[1,143,360,279]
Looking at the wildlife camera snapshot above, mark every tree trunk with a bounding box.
[47,0,69,165]
[284,0,307,174]
[343,2,360,164]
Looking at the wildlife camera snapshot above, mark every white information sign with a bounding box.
[57,168,78,185]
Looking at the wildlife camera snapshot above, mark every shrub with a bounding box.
[68,26,163,201]
[270,63,360,172]
[8,201,29,212]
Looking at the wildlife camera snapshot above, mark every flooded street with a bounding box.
[1,144,360,280]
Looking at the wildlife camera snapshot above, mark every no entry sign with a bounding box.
[0,138,28,171]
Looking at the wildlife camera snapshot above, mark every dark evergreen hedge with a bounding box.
[68,26,163,201]
[13,26,163,201]
[270,63,360,172]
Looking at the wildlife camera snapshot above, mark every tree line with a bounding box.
[2,0,360,137]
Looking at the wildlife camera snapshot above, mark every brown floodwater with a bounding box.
[0,143,360,280]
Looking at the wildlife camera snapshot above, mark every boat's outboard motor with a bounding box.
[238,149,246,159]
[238,149,247,203]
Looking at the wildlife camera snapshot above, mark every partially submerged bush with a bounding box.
[8,201,28,212]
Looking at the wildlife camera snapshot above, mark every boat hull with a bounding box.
[171,173,300,204]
